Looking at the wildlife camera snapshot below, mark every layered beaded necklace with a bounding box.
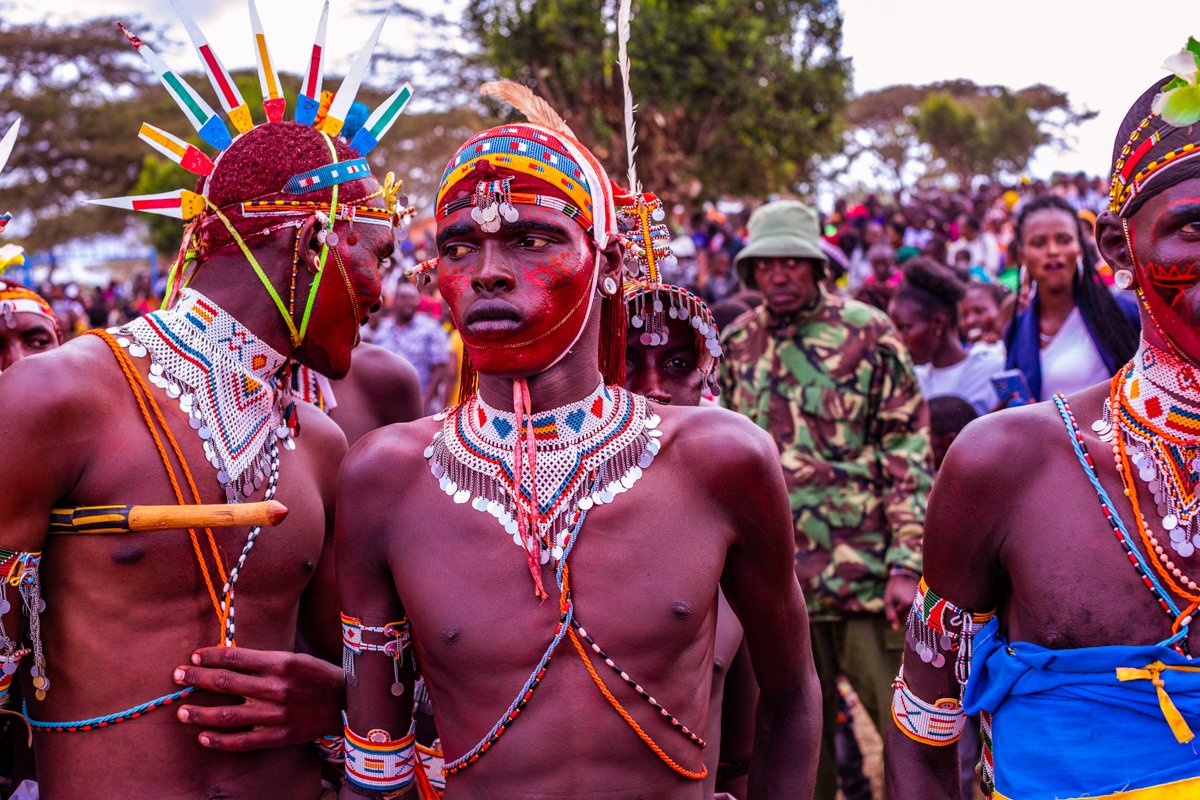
[1097,344,1200,561]
[425,381,660,592]
[427,381,706,779]
[110,289,296,645]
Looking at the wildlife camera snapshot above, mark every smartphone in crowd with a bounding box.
[991,369,1034,408]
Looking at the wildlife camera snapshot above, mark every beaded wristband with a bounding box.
[891,670,966,746]
[343,711,417,792]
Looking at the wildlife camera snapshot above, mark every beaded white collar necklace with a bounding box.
[113,289,296,501]
[425,382,661,569]
[1099,342,1200,557]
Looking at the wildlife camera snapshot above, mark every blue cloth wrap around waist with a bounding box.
[964,618,1200,799]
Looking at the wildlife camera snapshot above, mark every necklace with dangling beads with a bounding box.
[1096,344,1200,561]
[110,289,296,645]
[1092,358,1200,640]
[425,382,660,569]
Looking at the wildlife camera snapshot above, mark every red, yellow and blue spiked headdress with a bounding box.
[85,1,415,348]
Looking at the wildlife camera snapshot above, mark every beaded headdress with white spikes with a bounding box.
[86,1,416,348]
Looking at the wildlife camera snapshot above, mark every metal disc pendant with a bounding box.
[1165,514,1180,531]
[31,676,45,690]
[1179,542,1196,558]
[35,689,45,702]
[931,653,946,669]
[919,646,934,663]
[578,496,594,511]
[326,232,339,246]
[129,344,147,358]
[940,635,952,650]
[347,234,358,246]
[1,662,15,676]
[390,682,404,697]
[346,673,359,688]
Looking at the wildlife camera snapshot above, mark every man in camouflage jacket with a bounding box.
[719,201,933,800]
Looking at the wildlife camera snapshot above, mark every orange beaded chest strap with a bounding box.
[86,329,229,641]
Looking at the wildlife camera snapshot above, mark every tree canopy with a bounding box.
[462,0,851,202]
[841,79,1097,190]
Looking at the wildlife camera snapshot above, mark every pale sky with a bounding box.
[6,0,1197,182]
[841,0,1198,180]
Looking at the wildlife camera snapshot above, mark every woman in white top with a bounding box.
[888,258,1005,416]
[1003,195,1140,402]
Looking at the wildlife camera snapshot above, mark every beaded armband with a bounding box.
[341,614,412,694]
[891,669,966,746]
[905,577,994,697]
[0,549,45,705]
[343,711,417,794]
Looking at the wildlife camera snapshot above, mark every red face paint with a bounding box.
[1130,217,1200,364]
[438,206,599,379]
[293,182,387,378]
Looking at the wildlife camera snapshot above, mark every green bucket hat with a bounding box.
[734,200,828,289]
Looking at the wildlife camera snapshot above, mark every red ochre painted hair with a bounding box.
[191,121,373,263]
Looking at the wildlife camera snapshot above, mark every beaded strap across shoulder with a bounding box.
[25,330,243,733]
[1052,392,1191,652]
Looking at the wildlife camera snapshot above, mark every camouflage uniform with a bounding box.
[720,289,932,800]
[719,289,932,622]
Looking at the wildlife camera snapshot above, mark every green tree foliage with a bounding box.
[1,17,482,253]
[461,0,851,201]
[842,79,1097,190]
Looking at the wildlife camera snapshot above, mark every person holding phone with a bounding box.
[1003,195,1140,402]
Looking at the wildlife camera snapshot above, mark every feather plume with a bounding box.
[480,80,575,139]
[617,0,639,193]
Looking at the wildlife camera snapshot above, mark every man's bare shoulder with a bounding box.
[341,415,442,498]
[655,402,782,505]
[658,402,777,466]
[0,334,123,426]
[937,392,1080,495]
[348,343,421,399]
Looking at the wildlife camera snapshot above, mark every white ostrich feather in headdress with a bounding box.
[480,80,576,139]
[617,0,639,194]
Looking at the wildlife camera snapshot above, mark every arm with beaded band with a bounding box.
[335,446,418,799]
[883,413,1011,800]
[0,357,95,714]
